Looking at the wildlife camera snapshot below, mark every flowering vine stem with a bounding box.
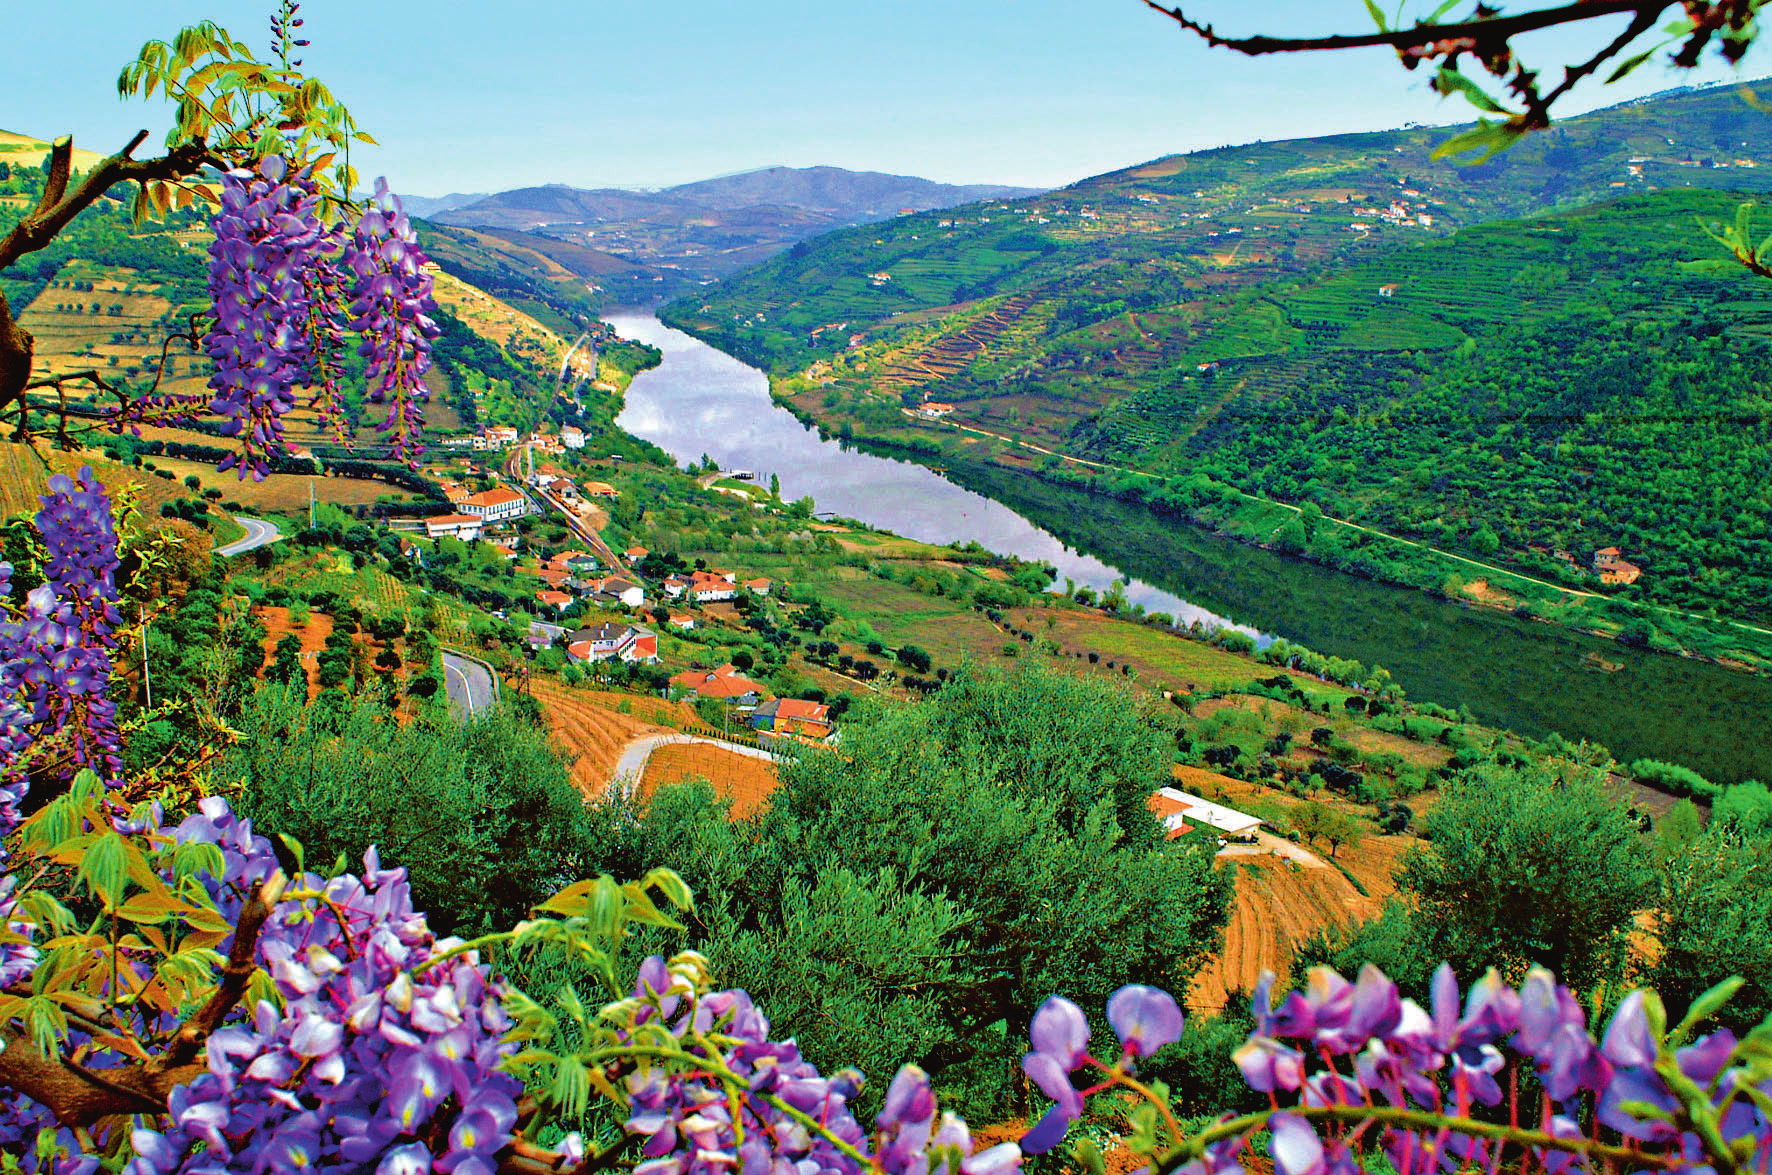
[1158,1103,1689,1175]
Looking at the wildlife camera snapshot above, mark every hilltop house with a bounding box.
[483,425,519,447]
[566,622,659,664]
[670,664,763,706]
[1593,547,1643,585]
[1147,788,1263,840]
[744,577,773,597]
[751,698,833,740]
[460,487,529,524]
[535,590,573,612]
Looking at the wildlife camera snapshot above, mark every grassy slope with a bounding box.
[659,85,1772,634]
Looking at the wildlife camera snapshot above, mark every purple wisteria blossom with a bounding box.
[0,466,124,793]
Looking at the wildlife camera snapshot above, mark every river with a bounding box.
[611,314,1772,784]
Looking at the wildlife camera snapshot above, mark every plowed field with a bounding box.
[1190,855,1382,1015]
[639,742,780,817]
[530,679,669,799]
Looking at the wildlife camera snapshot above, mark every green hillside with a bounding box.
[661,85,1772,627]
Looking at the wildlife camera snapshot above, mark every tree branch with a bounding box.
[0,131,217,418]
[1137,0,1667,58]
[0,131,213,274]
[152,876,281,1072]
[0,878,279,1126]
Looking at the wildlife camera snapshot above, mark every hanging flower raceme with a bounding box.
[0,466,124,793]
[204,156,334,480]
[343,179,437,463]
[202,157,434,478]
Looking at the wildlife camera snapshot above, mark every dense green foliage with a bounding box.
[228,686,614,935]
[1304,764,1654,994]
[629,662,1233,1116]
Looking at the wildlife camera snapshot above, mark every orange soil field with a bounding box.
[638,742,781,817]
[1175,766,1427,1013]
[1190,854,1384,1016]
[255,606,335,701]
[530,679,669,799]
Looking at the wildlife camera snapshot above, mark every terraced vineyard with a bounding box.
[874,294,1040,394]
[529,679,672,799]
[0,442,49,520]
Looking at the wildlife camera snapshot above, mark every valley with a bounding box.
[662,85,1772,661]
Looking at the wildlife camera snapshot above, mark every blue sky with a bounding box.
[8,2,1768,194]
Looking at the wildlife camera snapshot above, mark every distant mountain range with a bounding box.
[404,166,1043,292]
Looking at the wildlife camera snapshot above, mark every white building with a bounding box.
[424,513,485,541]
[460,487,529,523]
[1148,788,1264,838]
[561,425,585,449]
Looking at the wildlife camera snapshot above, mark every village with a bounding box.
[393,422,842,746]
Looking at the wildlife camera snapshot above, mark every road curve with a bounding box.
[442,651,496,719]
[609,732,777,796]
[215,516,280,558]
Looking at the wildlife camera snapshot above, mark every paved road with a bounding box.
[215,516,280,558]
[442,651,496,719]
[609,732,777,796]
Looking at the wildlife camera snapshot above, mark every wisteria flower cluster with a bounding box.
[1037,963,1772,1175]
[120,800,521,1175]
[591,954,1023,1175]
[344,178,438,461]
[202,155,434,479]
[0,465,124,800]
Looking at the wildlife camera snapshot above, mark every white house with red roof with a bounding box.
[565,622,659,664]
[460,487,530,523]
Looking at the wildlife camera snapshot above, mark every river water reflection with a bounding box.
[611,314,1772,783]
[611,315,1254,634]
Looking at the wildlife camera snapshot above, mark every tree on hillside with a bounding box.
[228,683,618,935]
[632,663,1232,1117]
[1651,824,1772,1031]
[1302,762,1653,993]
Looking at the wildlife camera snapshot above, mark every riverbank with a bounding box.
[754,380,1772,676]
[610,313,1772,782]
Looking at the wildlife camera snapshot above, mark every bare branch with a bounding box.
[1138,0,1664,58]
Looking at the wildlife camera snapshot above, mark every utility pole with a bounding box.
[308,480,315,529]
[140,612,153,709]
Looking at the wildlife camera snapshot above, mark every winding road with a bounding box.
[215,516,280,558]
[442,651,497,719]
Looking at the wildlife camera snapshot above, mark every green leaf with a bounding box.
[1433,68,1510,114]
[76,831,131,911]
[1672,976,1746,1045]
[1606,49,1657,84]
[276,833,306,876]
[1363,0,1388,30]
[645,868,695,913]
